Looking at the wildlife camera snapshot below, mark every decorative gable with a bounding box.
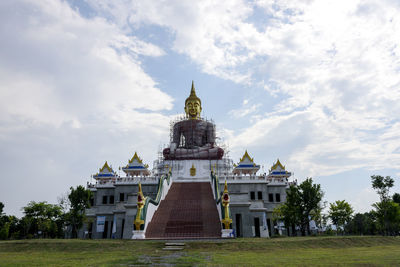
[93,161,117,180]
[268,159,291,179]
[233,150,260,175]
[122,152,150,176]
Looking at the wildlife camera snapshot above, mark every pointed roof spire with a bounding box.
[191,80,195,94]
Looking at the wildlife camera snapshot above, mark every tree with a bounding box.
[0,202,4,215]
[276,178,324,236]
[0,203,20,240]
[22,201,64,238]
[372,201,400,235]
[298,178,324,235]
[345,212,377,235]
[371,175,394,202]
[328,200,354,233]
[393,193,400,205]
[273,185,301,236]
[6,216,21,239]
[371,175,400,235]
[0,221,9,240]
[58,192,71,214]
[65,185,92,238]
[0,202,8,239]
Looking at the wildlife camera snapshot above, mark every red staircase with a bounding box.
[145,182,221,239]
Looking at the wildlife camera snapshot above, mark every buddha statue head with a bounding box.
[185,81,202,119]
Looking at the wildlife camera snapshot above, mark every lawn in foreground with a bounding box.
[0,236,399,266]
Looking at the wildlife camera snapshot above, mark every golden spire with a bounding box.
[185,81,201,106]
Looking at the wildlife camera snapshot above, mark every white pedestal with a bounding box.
[132,230,145,239]
[161,160,219,181]
[221,229,234,238]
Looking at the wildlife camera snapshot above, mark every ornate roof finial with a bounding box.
[185,81,201,106]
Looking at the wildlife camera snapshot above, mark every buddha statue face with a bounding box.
[185,81,202,119]
[185,99,202,119]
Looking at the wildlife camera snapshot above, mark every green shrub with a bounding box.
[0,223,10,239]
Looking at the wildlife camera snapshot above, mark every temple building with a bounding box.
[82,82,293,239]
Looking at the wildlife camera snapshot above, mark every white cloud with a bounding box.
[0,0,172,128]
[81,1,400,176]
[229,99,261,118]
[211,0,400,177]
[2,0,400,215]
[85,0,260,83]
[0,0,174,216]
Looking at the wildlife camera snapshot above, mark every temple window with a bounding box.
[120,193,125,202]
[250,191,255,200]
[268,193,274,202]
[257,191,263,200]
[275,193,281,202]
[102,196,107,204]
[109,195,115,204]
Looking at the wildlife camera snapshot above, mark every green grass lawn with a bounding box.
[1,236,399,266]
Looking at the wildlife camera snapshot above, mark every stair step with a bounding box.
[146,182,221,239]
[163,242,185,250]
[165,242,185,246]
[163,246,184,250]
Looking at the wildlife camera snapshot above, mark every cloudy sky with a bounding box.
[1,0,400,217]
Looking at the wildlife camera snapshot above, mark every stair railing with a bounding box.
[210,167,222,218]
[132,169,172,239]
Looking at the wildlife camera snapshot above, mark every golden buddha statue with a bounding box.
[163,82,224,160]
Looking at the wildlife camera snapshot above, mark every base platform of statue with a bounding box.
[158,160,229,182]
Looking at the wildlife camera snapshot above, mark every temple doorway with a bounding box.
[102,221,108,239]
[121,219,125,239]
[254,217,260,237]
[235,214,242,237]
[88,222,93,239]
